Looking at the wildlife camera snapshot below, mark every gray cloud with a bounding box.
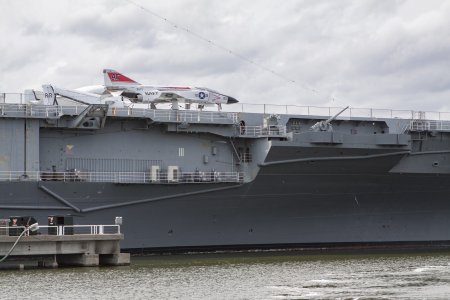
[1,0,449,113]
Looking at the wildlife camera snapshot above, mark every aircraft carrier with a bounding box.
[1,86,450,252]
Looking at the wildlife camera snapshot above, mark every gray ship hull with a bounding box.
[2,154,450,251]
[1,95,450,252]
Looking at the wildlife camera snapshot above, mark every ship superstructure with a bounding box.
[1,80,450,251]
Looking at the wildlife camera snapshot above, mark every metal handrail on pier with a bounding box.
[0,225,121,236]
[0,223,129,267]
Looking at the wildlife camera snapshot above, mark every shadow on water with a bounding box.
[130,248,450,269]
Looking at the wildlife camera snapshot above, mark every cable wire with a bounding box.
[0,226,35,263]
[124,0,330,99]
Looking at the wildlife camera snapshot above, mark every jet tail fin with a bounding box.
[42,84,56,105]
[103,69,140,88]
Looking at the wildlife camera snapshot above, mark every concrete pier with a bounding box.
[0,233,130,268]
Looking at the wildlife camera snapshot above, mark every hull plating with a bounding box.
[1,156,449,250]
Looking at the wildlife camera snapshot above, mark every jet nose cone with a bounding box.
[227,97,239,104]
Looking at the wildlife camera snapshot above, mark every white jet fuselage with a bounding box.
[110,85,237,105]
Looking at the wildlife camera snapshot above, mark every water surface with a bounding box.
[1,250,450,299]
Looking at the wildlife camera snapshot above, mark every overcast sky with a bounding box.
[1,0,449,112]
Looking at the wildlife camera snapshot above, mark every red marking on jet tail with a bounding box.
[108,72,137,83]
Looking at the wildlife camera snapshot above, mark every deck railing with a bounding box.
[408,120,450,132]
[0,103,62,118]
[0,171,244,184]
[239,125,287,137]
[224,103,450,121]
[143,109,238,123]
[2,92,450,121]
[0,101,237,123]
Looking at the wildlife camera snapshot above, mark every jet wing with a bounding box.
[158,92,183,100]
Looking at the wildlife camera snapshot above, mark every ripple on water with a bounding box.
[413,265,450,273]
[1,252,450,299]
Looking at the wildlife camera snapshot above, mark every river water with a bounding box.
[1,250,450,299]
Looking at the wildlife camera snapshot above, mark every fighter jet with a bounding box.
[102,69,238,108]
[34,69,238,110]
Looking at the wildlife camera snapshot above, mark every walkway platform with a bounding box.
[0,224,130,269]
